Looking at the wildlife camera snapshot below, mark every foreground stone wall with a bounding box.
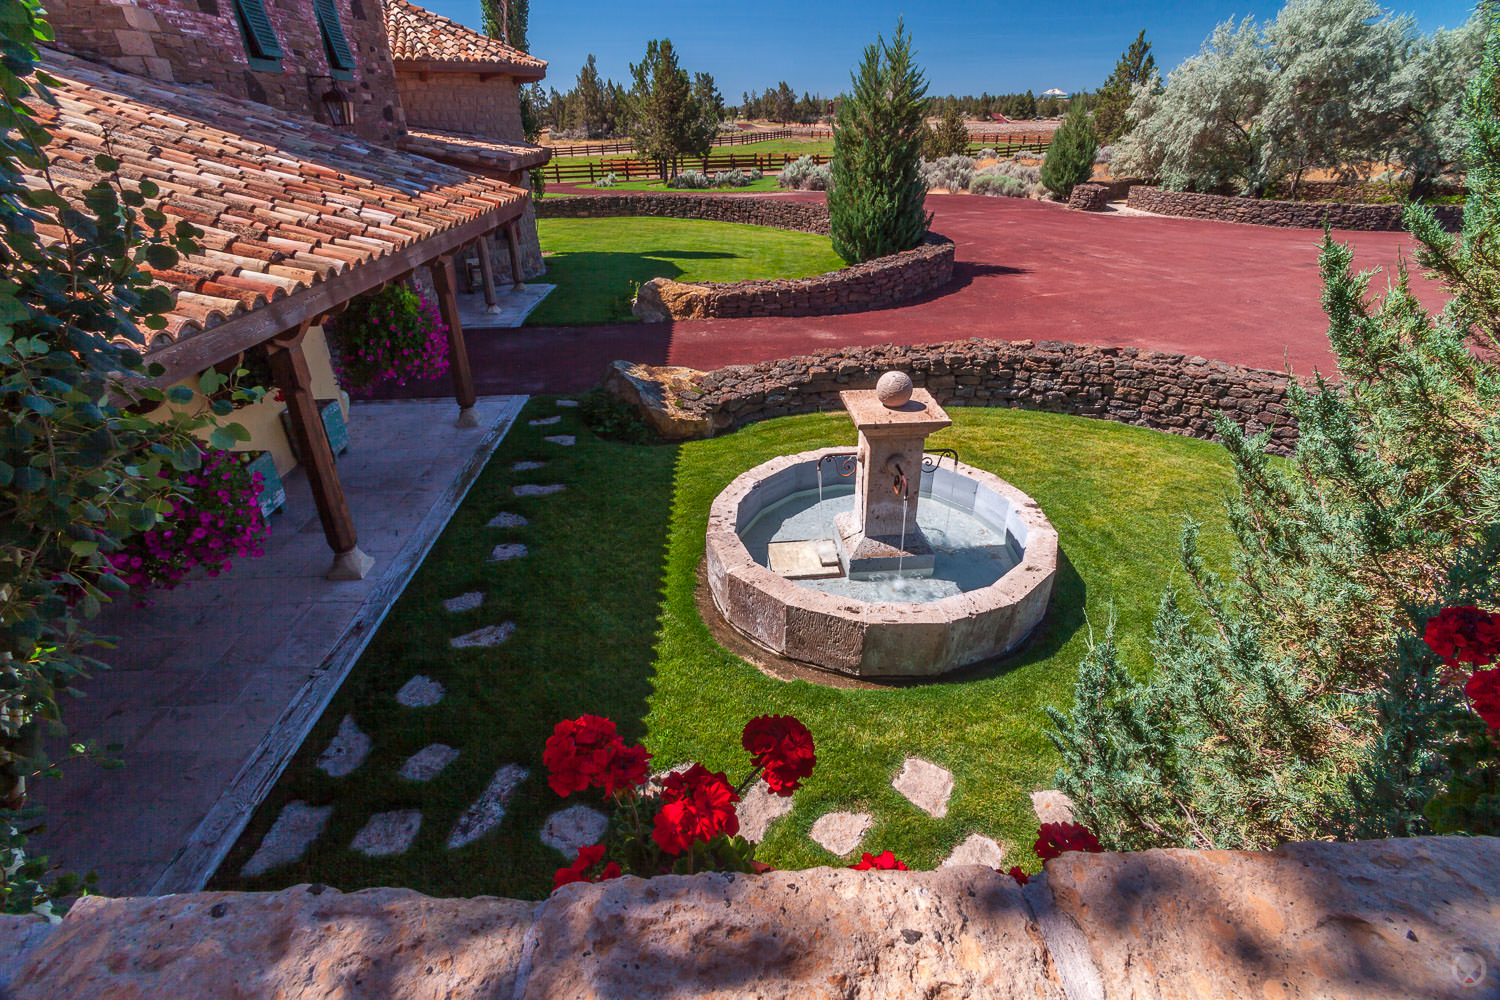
[1067,183,1113,211]
[536,193,831,233]
[608,339,1301,454]
[1128,185,1464,231]
[5,837,1496,999]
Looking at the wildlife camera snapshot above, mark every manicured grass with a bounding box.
[215,403,1238,901]
[524,217,846,327]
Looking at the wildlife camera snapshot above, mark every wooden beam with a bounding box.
[504,220,525,292]
[428,256,478,427]
[139,200,526,386]
[475,235,500,312]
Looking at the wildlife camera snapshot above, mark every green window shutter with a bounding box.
[233,0,282,62]
[313,0,356,74]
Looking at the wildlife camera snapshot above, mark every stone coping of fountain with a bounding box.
[706,447,1058,678]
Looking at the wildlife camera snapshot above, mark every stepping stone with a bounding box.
[487,512,528,528]
[512,461,546,471]
[488,543,528,561]
[447,763,529,849]
[1031,789,1076,825]
[529,416,562,426]
[450,622,515,648]
[544,435,576,446]
[555,399,579,408]
[941,833,1006,869]
[396,675,445,707]
[315,715,370,778]
[737,779,795,843]
[809,811,872,856]
[513,484,565,497]
[443,591,484,613]
[399,743,460,782]
[350,810,422,857]
[892,757,954,819]
[541,804,609,859]
[240,801,332,877]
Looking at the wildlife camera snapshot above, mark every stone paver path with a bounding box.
[448,764,529,849]
[512,460,546,471]
[239,802,331,877]
[529,416,561,426]
[513,484,565,497]
[541,804,608,859]
[350,810,422,857]
[488,543,527,561]
[555,399,579,407]
[449,622,515,648]
[399,744,460,782]
[1031,790,1076,825]
[315,716,370,778]
[544,435,575,446]
[443,591,484,613]
[396,675,445,707]
[941,833,1005,868]
[892,757,954,818]
[809,812,872,856]
[487,512,528,528]
[737,780,795,843]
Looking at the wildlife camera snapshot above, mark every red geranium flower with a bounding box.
[1424,606,1500,670]
[543,715,651,798]
[552,843,622,890]
[600,742,652,796]
[1035,822,1104,861]
[849,850,909,871]
[742,715,817,796]
[651,763,740,855]
[1466,667,1500,731]
[1005,866,1030,885]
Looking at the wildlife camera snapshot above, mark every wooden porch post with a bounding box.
[475,236,503,315]
[428,254,479,428]
[266,321,374,580]
[504,220,525,292]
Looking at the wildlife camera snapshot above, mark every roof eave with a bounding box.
[393,57,547,81]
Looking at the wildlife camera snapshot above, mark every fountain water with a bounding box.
[706,371,1060,679]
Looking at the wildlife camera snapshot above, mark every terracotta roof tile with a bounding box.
[384,0,546,77]
[29,50,525,354]
[399,128,551,172]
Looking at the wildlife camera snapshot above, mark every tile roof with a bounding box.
[27,50,525,352]
[383,0,547,77]
[400,128,551,172]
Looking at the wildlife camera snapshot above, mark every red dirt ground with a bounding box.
[420,192,1446,396]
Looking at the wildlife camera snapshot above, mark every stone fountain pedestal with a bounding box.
[833,383,952,579]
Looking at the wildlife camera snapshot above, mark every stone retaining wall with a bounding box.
[610,339,1301,454]
[1128,184,1463,231]
[1067,183,1112,211]
[6,837,1497,999]
[537,194,956,321]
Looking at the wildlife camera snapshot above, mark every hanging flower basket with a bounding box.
[327,283,449,397]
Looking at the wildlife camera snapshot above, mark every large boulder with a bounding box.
[600,360,723,440]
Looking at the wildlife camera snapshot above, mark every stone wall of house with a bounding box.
[5,837,1496,999]
[1128,185,1464,231]
[610,339,1300,453]
[536,192,832,234]
[44,0,405,142]
[394,71,524,142]
[1067,183,1112,211]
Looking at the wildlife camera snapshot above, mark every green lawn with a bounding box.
[524,217,846,327]
[214,403,1238,901]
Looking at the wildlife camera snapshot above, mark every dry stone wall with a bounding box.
[1128,184,1463,231]
[537,193,831,233]
[616,339,1300,454]
[1067,183,1112,211]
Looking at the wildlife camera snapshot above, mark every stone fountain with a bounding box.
[706,371,1059,679]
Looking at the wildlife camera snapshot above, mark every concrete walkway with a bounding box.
[409,191,1446,396]
[27,396,526,896]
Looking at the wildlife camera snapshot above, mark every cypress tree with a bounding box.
[828,20,930,264]
[1094,30,1157,144]
[1040,104,1099,199]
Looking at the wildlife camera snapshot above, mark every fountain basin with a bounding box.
[707,448,1058,678]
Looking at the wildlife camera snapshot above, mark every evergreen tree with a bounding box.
[1040,104,1098,198]
[482,0,527,51]
[1047,0,1500,849]
[828,20,930,264]
[923,101,970,159]
[1094,30,1157,144]
[774,81,796,124]
[627,39,715,180]
[572,55,608,136]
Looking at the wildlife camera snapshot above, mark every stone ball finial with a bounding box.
[876,371,914,408]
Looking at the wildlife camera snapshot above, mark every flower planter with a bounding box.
[244,451,285,519]
[280,398,350,465]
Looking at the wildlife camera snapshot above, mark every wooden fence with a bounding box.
[543,127,833,158]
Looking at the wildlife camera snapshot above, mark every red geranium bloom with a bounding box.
[552,843,622,890]
[1424,606,1500,670]
[651,764,740,854]
[543,715,620,796]
[1005,866,1030,885]
[742,715,817,796]
[1466,667,1500,731]
[849,850,909,871]
[1035,822,1104,861]
[600,742,652,796]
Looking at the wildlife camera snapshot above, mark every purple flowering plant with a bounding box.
[329,283,449,396]
[108,448,268,590]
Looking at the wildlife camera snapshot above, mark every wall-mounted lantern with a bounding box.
[310,75,356,129]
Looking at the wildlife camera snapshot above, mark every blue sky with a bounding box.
[425,0,1480,97]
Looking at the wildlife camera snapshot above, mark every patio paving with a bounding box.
[25,395,526,897]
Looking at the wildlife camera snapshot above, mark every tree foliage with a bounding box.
[828,19,930,265]
[626,39,716,181]
[922,101,970,160]
[1048,0,1500,848]
[1093,30,1156,145]
[1040,104,1099,199]
[481,0,527,52]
